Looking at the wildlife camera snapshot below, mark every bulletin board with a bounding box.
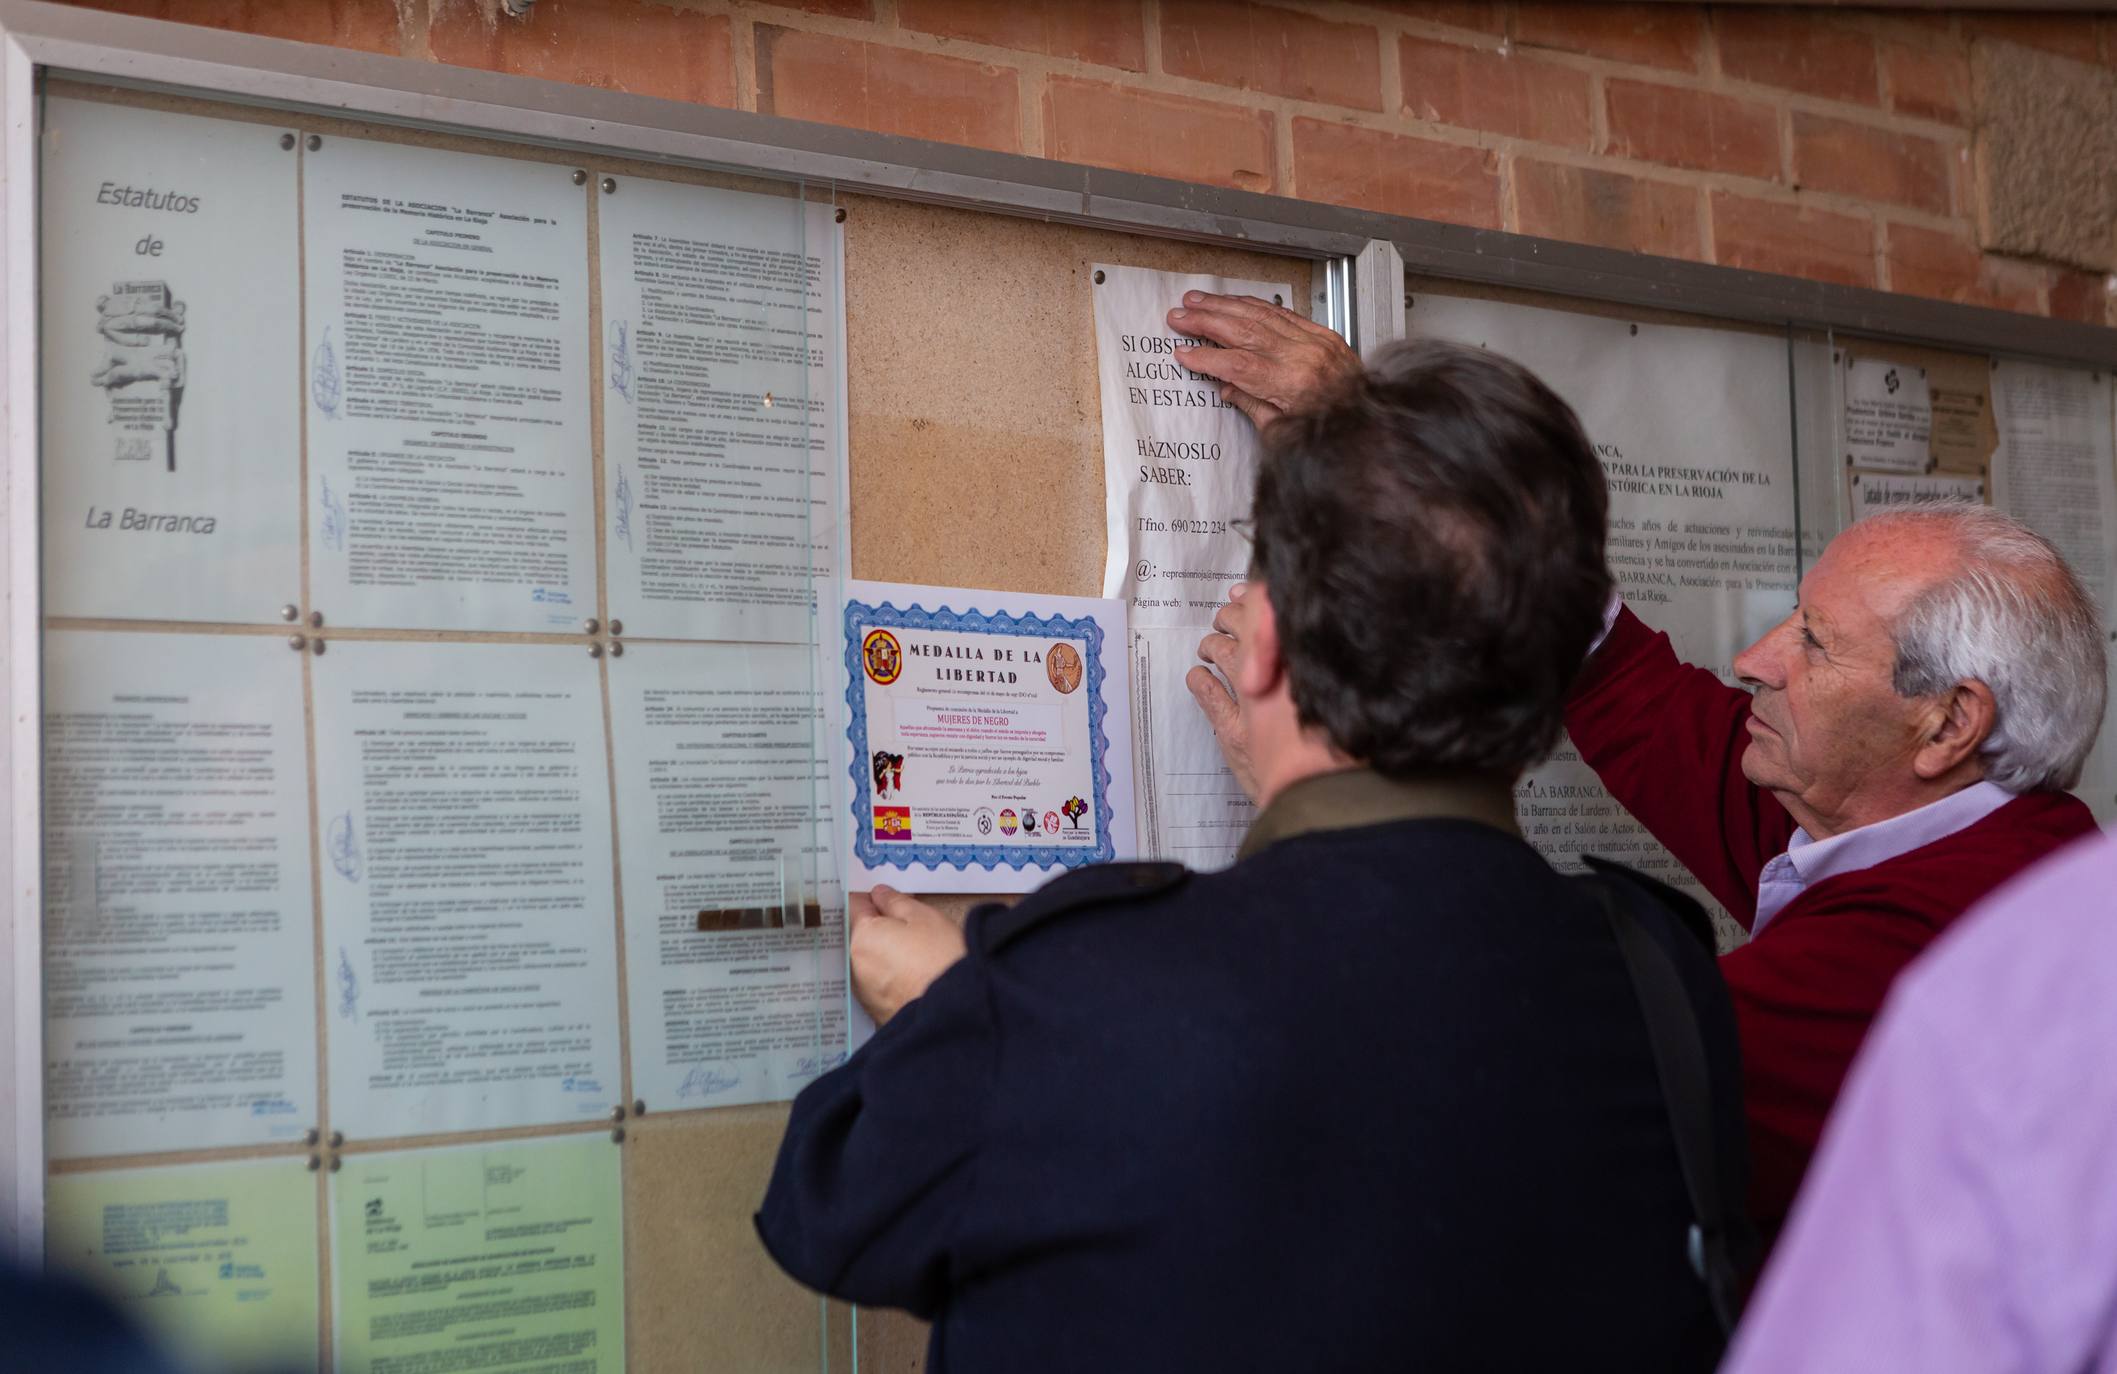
[29,76,1315,1374]
[12,13,2115,1374]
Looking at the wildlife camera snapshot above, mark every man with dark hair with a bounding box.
[756,341,1749,1371]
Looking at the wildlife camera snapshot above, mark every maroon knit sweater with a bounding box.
[1567,606,2098,1239]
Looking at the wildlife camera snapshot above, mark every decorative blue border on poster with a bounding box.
[845,598,1115,873]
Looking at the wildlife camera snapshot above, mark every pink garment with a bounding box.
[1725,830,2117,1374]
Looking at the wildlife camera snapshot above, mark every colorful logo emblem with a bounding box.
[1042,811,1061,835]
[873,806,912,841]
[1061,796,1088,831]
[998,808,1018,836]
[862,628,903,686]
[1046,642,1083,694]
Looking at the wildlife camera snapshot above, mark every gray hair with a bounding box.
[1872,506,2107,791]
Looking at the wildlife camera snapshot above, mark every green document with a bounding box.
[332,1133,625,1373]
[45,1158,321,1371]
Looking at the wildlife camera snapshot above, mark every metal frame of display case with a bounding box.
[3,0,2112,1260]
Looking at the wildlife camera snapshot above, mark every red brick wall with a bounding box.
[59,0,2117,324]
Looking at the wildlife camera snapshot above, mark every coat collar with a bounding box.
[1238,766,1521,862]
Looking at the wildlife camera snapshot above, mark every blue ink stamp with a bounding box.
[608,319,633,401]
[336,946,360,1022]
[319,477,347,554]
[614,465,634,553]
[327,812,362,882]
[311,325,340,418]
[560,1076,603,1095]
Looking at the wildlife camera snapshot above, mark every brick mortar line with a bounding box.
[713,1,1978,151]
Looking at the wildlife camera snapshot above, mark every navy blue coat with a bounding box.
[758,816,1745,1372]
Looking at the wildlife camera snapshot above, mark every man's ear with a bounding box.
[1913,678,1997,780]
[1233,585,1288,701]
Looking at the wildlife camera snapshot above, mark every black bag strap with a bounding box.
[1583,868,1745,1338]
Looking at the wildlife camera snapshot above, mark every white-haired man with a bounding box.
[1166,292,2108,1246]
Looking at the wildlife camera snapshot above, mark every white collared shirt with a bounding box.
[1752,781,2017,934]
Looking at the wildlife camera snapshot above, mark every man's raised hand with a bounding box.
[1166,292,1362,430]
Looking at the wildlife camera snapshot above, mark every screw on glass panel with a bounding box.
[611,1127,626,1144]
[1093,270,1105,285]
[329,1130,344,1148]
[583,617,600,635]
[1629,324,1639,336]
[307,1154,321,1172]
[601,177,617,194]
[308,611,324,629]
[281,604,299,622]
[306,135,322,152]
[633,1099,646,1116]
[571,169,587,186]
[280,134,296,152]
[305,1128,321,1146]
[588,643,603,659]
[328,1154,342,1172]
[312,639,326,656]
[608,619,623,637]
[834,207,846,223]
[610,1105,626,1122]
[289,634,307,651]
[608,641,624,658]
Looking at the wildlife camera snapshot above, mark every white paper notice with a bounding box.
[600,178,844,642]
[1415,296,1799,935]
[1843,356,1933,473]
[1093,264,1290,869]
[840,580,1136,894]
[1852,470,1984,520]
[42,631,316,1158]
[610,642,853,1108]
[305,138,593,632]
[1130,626,1254,870]
[332,1135,623,1374]
[1994,362,2117,824]
[39,98,301,624]
[1094,264,1292,624]
[313,641,621,1135]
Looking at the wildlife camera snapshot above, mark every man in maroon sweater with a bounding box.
[1168,292,2108,1242]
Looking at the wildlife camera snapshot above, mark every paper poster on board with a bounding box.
[42,631,317,1159]
[46,1158,320,1373]
[609,641,853,1109]
[840,580,1136,894]
[312,640,622,1136]
[332,1136,623,1374]
[304,137,594,632]
[39,98,302,624]
[1093,264,1292,869]
[599,176,845,642]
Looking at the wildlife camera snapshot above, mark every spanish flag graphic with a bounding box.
[873,806,913,841]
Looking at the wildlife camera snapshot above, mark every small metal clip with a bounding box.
[306,135,322,152]
[288,634,307,651]
[280,134,296,152]
[601,177,617,194]
[571,169,588,186]
[608,642,624,658]
[607,619,623,637]
[583,617,600,635]
[281,604,300,623]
